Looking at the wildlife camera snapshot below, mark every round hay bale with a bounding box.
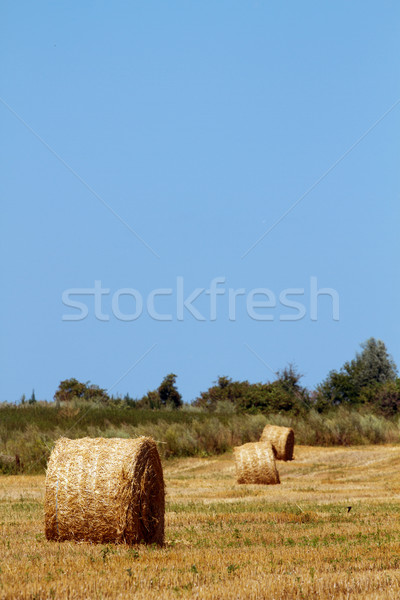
[234,441,280,485]
[45,436,164,545]
[260,425,294,461]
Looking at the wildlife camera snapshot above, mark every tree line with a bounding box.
[50,337,400,417]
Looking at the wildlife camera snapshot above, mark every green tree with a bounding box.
[28,389,36,404]
[54,378,109,405]
[359,380,400,417]
[350,338,397,388]
[136,374,183,409]
[314,369,359,410]
[158,373,182,409]
[194,365,308,414]
[194,376,243,411]
[239,365,308,414]
[315,338,397,411]
[137,390,162,409]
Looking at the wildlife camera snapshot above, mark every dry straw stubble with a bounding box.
[45,436,165,545]
[234,441,280,485]
[260,424,295,461]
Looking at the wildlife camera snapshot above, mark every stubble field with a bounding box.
[2,445,400,599]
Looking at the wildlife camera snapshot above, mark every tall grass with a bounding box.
[266,407,400,446]
[1,403,400,473]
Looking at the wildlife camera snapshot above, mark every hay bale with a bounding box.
[45,436,164,545]
[234,441,280,485]
[260,425,294,461]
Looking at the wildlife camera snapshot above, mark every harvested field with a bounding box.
[2,445,400,598]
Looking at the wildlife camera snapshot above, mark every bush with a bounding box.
[359,381,400,417]
[315,338,398,411]
[54,378,110,405]
[194,366,309,415]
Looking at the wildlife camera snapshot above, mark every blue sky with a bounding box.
[1,1,399,403]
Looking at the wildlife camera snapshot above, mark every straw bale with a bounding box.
[260,425,294,461]
[45,436,164,545]
[234,441,280,485]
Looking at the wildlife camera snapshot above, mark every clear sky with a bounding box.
[1,1,399,403]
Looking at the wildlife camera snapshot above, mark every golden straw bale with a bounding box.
[45,436,164,545]
[260,425,295,461]
[234,441,280,485]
